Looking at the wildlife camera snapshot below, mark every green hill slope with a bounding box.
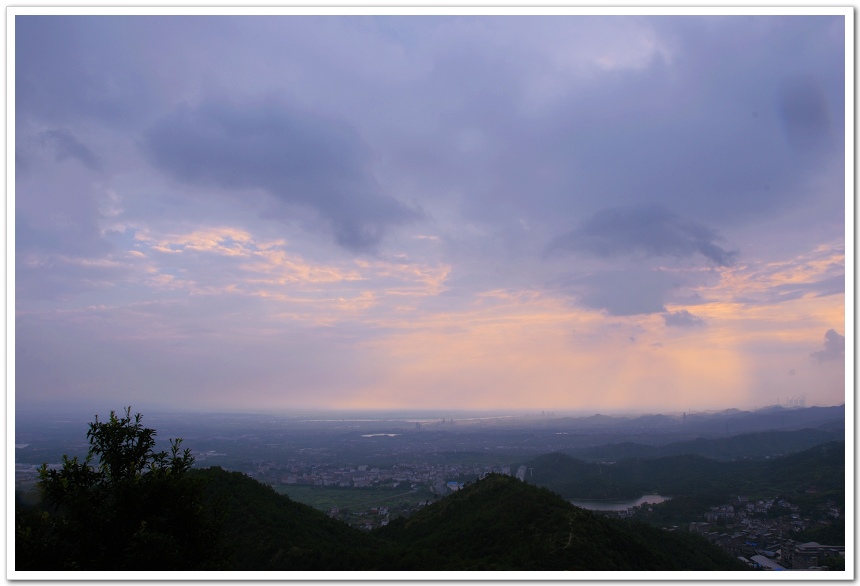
[17,464,752,572]
[192,468,745,571]
[192,467,390,570]
[26,447,836,571]
[374,474,744,571]
[526,441,844,502]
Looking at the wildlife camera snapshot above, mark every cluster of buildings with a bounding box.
[258,462,530,531]
[246,460,522,493]
[610,493,843,571]
[702,496,805,525]
[329,505,394,531]
[687,495,843,571]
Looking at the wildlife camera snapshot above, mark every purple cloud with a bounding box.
[555,268,679,316]
[39,129,101,171]
[144,98,422,252]
[810,329,845,363]
[662,309,706,328]
[12,14,847,413]
[547,205,737,266]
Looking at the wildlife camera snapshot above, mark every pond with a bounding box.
[570,494,671,511]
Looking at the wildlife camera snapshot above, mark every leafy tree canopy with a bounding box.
[17,408,222,571]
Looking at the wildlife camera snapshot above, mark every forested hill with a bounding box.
[375,474,744,571]
[191,467,391,570]
[200,468,741,571]
[192,468,743,571]
[523,441,845,502]
[191,470,744,571]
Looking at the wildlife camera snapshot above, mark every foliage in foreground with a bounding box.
[16,408,223,571]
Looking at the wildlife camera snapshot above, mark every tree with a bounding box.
[16,408,223,571]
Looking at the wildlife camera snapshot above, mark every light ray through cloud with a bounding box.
[13,11,848,414]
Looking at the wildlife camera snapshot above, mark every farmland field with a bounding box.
[272,484,436,513]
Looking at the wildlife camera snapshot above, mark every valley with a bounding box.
[14,403,847,572]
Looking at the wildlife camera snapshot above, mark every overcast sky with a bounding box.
[13,12,848,415]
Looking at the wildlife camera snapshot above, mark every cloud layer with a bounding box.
[810,329,845,363]
[547,205,737,266]
[14,13,847,414]
[144,98,421,251]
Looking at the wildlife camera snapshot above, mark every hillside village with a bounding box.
[619,494,843,570]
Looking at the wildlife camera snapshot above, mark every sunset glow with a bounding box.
[13,11,849,416]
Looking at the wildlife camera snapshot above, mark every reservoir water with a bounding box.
[570,494,671,511]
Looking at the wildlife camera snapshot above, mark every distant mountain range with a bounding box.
[565,427,843,462]
[542,404,844,437]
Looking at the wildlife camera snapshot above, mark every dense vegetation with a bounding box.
[522,441,845,534]
[792,518,846,547]
[190,466,392,570]
[525,441,845,504]
[16,409,223,570]
[375,474,745,571]
[16,409,840,572]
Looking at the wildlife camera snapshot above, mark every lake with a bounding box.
[570,494,671,511]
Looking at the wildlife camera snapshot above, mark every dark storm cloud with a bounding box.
[546,205,737,266]
[778,74,834,155]
[15,165,113,259]
[559,269,678,316]
[662,309,706,328]
[39,129,101,171]
[11,14,848,413]
[16,17,93,121]
[454,15,846,238]
[144,98,421,252]
[809,329,844,363]
[15,16,156,125]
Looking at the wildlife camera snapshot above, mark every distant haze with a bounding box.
[14,11,848,415]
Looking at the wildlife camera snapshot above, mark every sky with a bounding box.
[12,12,849,415]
